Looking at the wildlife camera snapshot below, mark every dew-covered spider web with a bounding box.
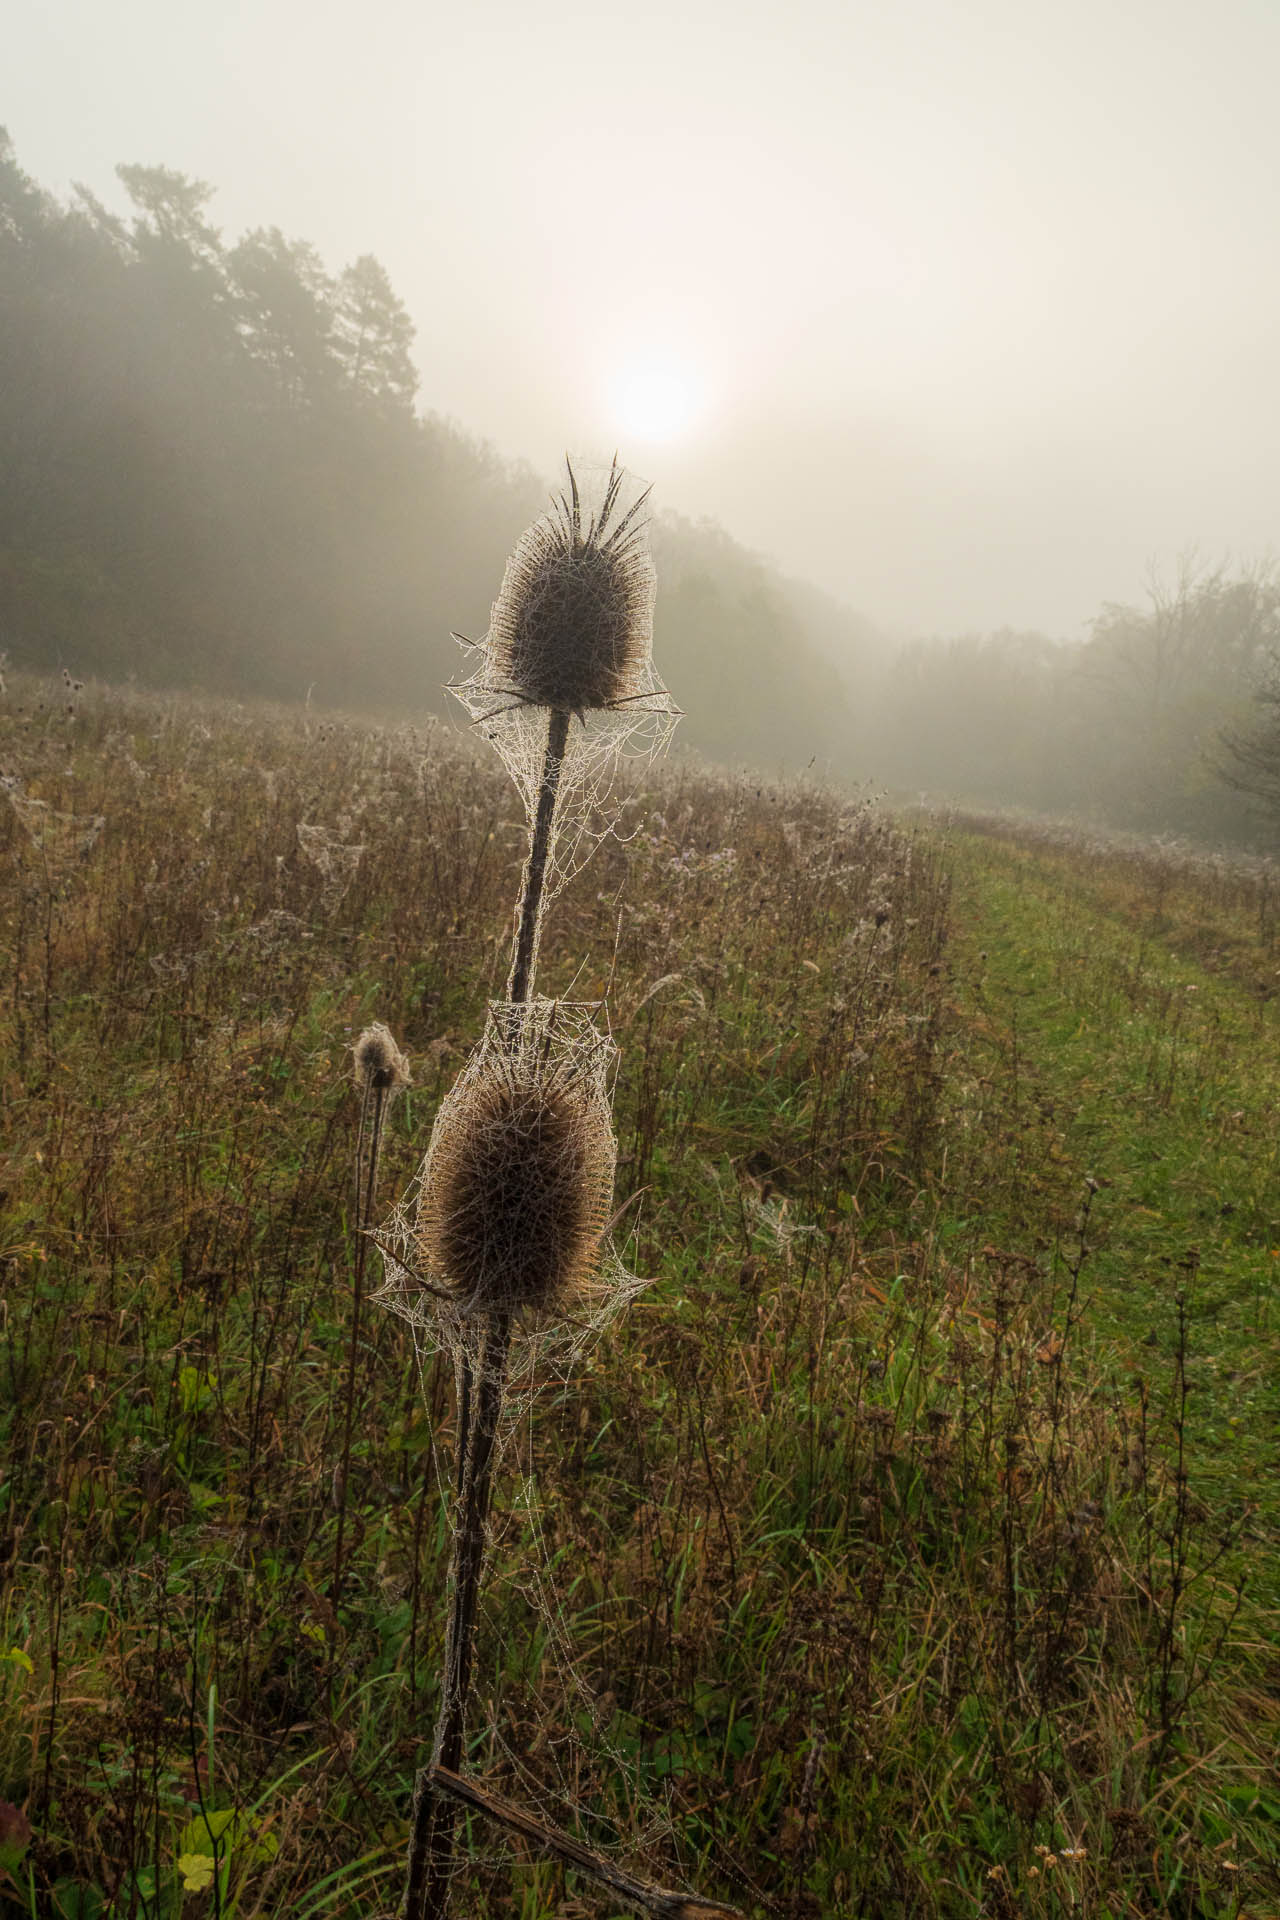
[449,461,680,912]
[374,998,648,1401]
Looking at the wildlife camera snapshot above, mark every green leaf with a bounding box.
[179,1806,240,1858]
[178,1851,217,1893]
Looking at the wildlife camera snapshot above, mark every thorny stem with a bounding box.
[508,707,570,1004]
[437,1319,513,1754]
[405,1312,512,1920]
[403,713,567,1920]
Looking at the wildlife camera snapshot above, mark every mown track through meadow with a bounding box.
[938,825,1280,1594]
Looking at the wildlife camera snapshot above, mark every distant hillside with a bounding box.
[0,130,876,773]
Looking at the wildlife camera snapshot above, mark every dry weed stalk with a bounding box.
[449,457,676,998]
[393,462,696,1920]
[333,1026,410,1631]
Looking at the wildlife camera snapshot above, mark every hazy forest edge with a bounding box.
[5,128,1280,844]
[0,132,859,777]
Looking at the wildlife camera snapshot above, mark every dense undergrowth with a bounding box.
[0,681,1277,1917]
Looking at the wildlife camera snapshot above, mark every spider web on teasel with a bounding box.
[374,997,648,1410]
[371,998,748,1911]
[448,461,680,908]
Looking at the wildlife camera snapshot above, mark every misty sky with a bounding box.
[11,0,1280,639]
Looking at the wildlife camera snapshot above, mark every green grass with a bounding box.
[940,830,1280,1580]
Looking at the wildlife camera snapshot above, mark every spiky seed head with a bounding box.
[415,1049,614,1319]
[486,459,656,713]
[354,1022,411,1097]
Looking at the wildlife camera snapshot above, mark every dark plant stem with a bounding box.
[508,707,570,1004]
[404,1311,512,1920]
[403,712,567,1920]
[332,1079,387,1645]
[426,1763,745,1917]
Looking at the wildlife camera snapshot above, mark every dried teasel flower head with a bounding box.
[449,462,677,893]
[353,1022,411,1098]
[413,1001,616,1322]
[478,457,659,716]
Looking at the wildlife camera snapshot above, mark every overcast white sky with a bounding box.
[10,0,1280,638]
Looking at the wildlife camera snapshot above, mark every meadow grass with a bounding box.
[939,825,1280,1564]
[0,681,1277,1918]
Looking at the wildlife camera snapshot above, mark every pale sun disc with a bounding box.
[609,362,701,443]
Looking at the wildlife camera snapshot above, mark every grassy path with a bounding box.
[938,829,1280,1602]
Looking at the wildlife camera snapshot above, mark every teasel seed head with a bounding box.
[415,1032,615,1321]
[354,1022,411,1098]
[485,457,656,715]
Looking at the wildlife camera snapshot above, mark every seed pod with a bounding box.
[354,1022,411,1097]
[415,1008,615,1319]
[485,460,656,714]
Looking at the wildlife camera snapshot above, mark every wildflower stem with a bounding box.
[404,715,566,1919]
[508,706,570,1004]
[331,1080,386,1631]
[405,1311,511,1920]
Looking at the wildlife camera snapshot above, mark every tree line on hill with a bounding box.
[4,128,1280,843]
[866,560,1280,847]
[0,130,864,775]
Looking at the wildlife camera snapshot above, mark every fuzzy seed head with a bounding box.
[354,1022,411,1097]
[416,1046,614,1320]
[486,460,656,713]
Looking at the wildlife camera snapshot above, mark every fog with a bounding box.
[8,0,1280,848]
[11,0,1280,637]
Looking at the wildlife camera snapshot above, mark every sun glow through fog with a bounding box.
[608,361,702,443]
